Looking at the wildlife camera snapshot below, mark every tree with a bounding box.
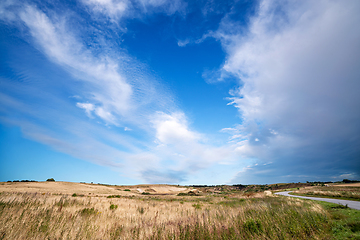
[46,178,55,182]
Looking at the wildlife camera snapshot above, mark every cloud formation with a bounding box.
[215,0,360,183]
[1,0,359,184]
[82,0,186,21]
[0,0,241,184]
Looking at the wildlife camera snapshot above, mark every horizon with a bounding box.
[4,179,356,186]
[1,0,360,185]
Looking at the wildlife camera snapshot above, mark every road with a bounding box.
[275,191,360,210]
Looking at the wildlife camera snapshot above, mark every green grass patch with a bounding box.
[316,201,360,239]
[218,198,245,207]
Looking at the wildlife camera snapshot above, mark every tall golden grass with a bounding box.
[0,191,332,239]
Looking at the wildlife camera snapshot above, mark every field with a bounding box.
[292,184,360,201]
[0,182,359,239]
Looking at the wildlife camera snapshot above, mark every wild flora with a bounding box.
[107,195,121,198]
[138,207,145,214]
[192,203,202,209]
[243,219,263,234]
[110,204,118,210]
[294,186,360,201]
[1,190,357,239]
[80,207,97,216]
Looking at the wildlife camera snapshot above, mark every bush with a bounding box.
[107,195,121,198]
[177,191,199,196]
[142,192,150,195]
[46,178,55,182]
[177,193,188,196]
[138,207,144,214]
[192,203,202,209]
[110,204,118,210]
[72,193,77,197]
[124,189,131,191]
[80,207,97,216]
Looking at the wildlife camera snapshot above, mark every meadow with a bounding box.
[292,185,360,201]
[0,182,359,239]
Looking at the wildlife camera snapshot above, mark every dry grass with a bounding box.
[0,189,332,239]
[334,183,360,187]
[0,182,188,196]
[294,186,360,201]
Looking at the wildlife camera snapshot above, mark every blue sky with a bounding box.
[1,0,359,185]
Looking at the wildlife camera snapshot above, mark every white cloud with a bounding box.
[0,2,243,184]
[14,4,176,130]
[76,102,95,117]
[214,0,360,182]
[18,5,133,124]
[82,0,186,21]
[82,0,129,20]
[152,112,200,146]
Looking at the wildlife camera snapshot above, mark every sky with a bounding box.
[0,0,359,185]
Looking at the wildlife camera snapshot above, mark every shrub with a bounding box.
[124,189,131,191]
[142,192,150,195]
[192,203,202,209]
[80,207,97,216]
[110,204,118,210]
[107,195,121,198]
[177,193,188,196]
[177,191,199,196]
[46,178,55,182]
[138,207,145,214]
[72,193,77,197]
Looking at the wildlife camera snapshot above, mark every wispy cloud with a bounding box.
[2,0,358,184]
[0,0,241,184]
[81,0,186,22]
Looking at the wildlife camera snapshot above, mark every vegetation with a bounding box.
[1,181,359,239]
[315,201,360,239]
[342,179,360,183]
[46,178,55,182]
[1,189,359,239]
[110,204,118,210]
[293,186,360,201]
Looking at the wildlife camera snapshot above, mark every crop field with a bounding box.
[0,182,359,239]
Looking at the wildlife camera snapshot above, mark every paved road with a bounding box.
[275,191,360,210]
